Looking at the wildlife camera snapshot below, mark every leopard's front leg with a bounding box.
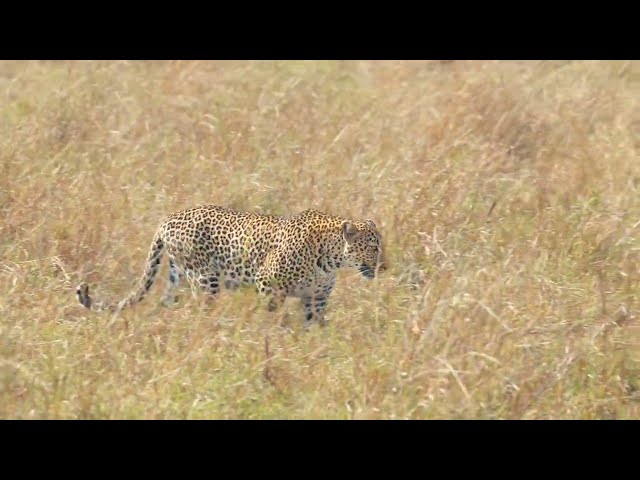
[254,270,287,312]
[301,278,336,328]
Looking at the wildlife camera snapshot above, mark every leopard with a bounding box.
[76,205,386,327]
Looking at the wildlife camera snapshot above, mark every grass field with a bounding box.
[0,60,638,419]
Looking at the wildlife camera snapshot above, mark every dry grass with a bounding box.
[0,60,639,419]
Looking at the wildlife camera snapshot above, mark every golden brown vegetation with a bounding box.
[0,60,638,419]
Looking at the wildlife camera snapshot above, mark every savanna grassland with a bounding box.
[0,60,638,419]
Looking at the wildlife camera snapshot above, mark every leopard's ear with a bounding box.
[342,221,360,243]
[365,219,377,230]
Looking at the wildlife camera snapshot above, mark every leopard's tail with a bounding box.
[76,232,164,313]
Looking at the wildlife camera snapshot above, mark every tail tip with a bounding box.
[76,282,91,309]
